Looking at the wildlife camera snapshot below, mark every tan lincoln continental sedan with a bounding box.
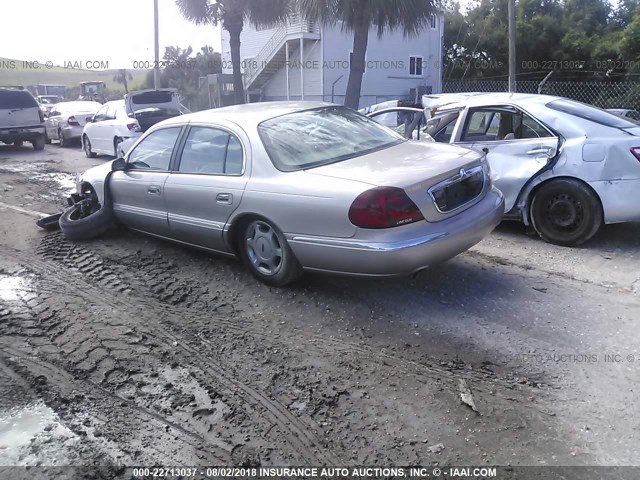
[56,102,504,286]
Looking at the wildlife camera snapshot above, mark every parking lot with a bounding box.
[1,142,639,473]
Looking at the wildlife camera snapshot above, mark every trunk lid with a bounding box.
[305,141,487,222]
[124,89,181,132]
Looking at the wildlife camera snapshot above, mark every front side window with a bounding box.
[258,106,404,171]
[93,105,109,122]
[425,112,460,142]
[127,127,181,170]
[409,56,423,76]
[178,126,243,175]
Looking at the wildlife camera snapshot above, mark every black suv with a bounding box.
[0,88,46,150]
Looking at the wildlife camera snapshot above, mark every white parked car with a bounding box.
[44,101,102,147]
[82,89,181,158]
[368,93,640,246]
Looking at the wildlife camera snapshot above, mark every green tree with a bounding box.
[143,45,223,111]
[299,0,435,109]
[113,69,133,93]
[443,0,630,81]
[176,0,290,105]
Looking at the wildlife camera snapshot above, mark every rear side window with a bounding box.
[0,90,38,109]
[547,99,637,129]
[177,126,243,175]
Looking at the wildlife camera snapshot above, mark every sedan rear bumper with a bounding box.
[287,186,504,276]
[60,125,84,140]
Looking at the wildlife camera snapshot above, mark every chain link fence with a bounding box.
[443,79,640,110]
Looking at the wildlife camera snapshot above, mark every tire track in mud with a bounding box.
[34,233,546,400]
[0,348,231,465]
[11,235,342,465]
[5,233,560,466]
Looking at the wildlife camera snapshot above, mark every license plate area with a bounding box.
[429,166,484,213]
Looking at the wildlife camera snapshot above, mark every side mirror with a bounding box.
[112,157,126,171]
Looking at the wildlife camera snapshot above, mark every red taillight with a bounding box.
[67,116,80,126]
[38,109,44,123]
[127,123,141,132]
[349,186,424,229]
[631,147,640,162]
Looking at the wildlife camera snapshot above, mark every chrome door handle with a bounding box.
[216,193,232,204]
[148,186,161,195]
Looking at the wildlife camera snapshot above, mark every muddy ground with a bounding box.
[0,143,639,479]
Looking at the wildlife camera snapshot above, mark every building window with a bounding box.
[409,56,423,76]
[430,14,437,29]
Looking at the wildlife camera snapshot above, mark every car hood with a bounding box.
[304,140,483,189]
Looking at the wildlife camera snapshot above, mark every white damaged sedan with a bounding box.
[57,102,504,286]
[371,93,640,246]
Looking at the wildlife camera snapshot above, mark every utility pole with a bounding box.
[508,0,516,92]
[154,0,160,89]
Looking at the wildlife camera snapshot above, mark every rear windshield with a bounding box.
[131,91,174,104]
[546,99,638,129]
[59,102,101,114]
[0,90,38,109]
[258,106,405,171]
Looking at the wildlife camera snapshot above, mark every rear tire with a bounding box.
[59,187,115,241]
[83,135,97,158]
[237,218,303,287]
[530,178,602,247]
[32,136,45,150]
[58,129,68,148]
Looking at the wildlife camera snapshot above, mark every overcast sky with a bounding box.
[1,0,222,69]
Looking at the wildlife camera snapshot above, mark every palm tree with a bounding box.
[113,69,133,93]
[176,0,291,104]
[299,0,436,109]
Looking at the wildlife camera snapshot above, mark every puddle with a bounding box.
[0,274,35,302]
[0,401,73,466]
[0,166,75,195]
[36,172,75,195]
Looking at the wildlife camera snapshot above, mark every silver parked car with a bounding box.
[61,102,504,286]
[44,101,102,147]
[369,93,640,246]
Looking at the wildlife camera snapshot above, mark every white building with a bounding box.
[220,13,444,108]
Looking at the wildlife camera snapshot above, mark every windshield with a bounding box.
[258,106,405,171]
[39,96,61,104]
[546,99,638,129]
